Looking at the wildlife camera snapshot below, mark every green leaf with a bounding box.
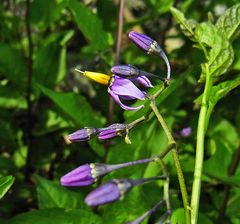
[0,175,15,199]
[0,44,27,90]
[170,7,198,41]
[8,208,102,224]
[0,85,27,109]
[69,0,113,51]
[38,85,105,127]
[216,3,240,41]
[195,23,234,82]
[171,208,185,224]
[33,31,74,88]
[30,0,67,28]
[35,175,88,209]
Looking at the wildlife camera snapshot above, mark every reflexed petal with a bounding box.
[110,76,145,100]
[109,91,144,111]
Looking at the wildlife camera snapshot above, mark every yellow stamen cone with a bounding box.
[75,69,111,85]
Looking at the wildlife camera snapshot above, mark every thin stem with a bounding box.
[108,0,125,124]
[150,99,191,224]
[190,72,213,224]
[25,0,34,181]
[156,158,171,223]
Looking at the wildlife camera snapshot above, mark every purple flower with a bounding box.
[128,31,171,80]
[180,127,192,138]
[108,75,146,110]
[85,176,165,206]
[64,128,97,143]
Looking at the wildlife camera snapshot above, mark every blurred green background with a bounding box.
[0,0,239,223]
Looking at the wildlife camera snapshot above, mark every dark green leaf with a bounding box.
[35,175,88,209]
[38,85,105,127]
[0,44,27,90]
[216,3,240,41]
[69,0,113,51]
[0,175,15,199]
[8,208,102,224]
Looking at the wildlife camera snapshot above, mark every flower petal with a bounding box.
[110,76,145,100]
[133,76,153,88]
[109,91,144,111]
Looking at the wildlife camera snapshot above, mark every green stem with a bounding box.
[190,73,212,224]
[150,99,191,224]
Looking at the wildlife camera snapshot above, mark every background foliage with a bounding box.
[0,0,239,223]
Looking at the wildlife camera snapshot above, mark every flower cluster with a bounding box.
[75,31,170,111]
[61,31,171,223]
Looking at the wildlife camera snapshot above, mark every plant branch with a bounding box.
[25,0,34,181]
[150,99,190,224]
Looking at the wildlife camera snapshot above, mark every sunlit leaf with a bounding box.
[195,23,234,81]
[0,175,15,199]
[216,3,240,41]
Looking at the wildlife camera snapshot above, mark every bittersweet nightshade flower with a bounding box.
[75,69,147,111]
[85,176,166,206]
[128,31,171,80]
[64,127,98,143]
[125,200,165,224]
[108,75,146,110]
[60,157,155,187]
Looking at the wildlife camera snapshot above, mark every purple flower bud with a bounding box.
[98,123,128,140]
[64,128,98,143]
[128,31,171,80]
[128,31,162,55]
[111,64,140,77]
[60,164,94,186]
[180,127,192,138]
[60,157,155,187]
[85,176,165,206]
[85,179,133,206]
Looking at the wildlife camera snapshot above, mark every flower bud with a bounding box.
[180,127,192,138]
[64,128,97,143]
[128,31,162,55]
[85,179,133,206]
[98,123,128,140]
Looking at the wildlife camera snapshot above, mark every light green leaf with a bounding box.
[35,175,87,209]
[8,208,102,224]
[216,3,240,41]
[0,175,15,199]
[195,23,234,81]
[170,7,198,41]
[38,85,105,127]
[171,208,185,224]
[69,0,113,51]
